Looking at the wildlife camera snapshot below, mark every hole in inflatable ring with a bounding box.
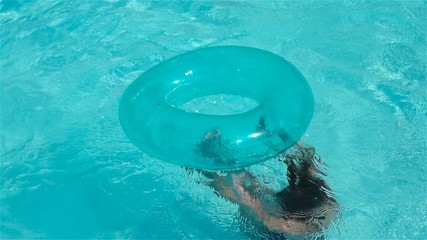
[177,94,259,116]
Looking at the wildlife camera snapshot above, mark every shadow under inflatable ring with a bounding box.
[119,46,314,170]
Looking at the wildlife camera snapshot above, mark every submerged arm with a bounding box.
[195,169,240,203]
[198,169,273,205]
[232,176,307,235]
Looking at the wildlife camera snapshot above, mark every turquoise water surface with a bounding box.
[1,0,426,239]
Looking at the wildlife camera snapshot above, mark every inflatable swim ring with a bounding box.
[119,46,314,170]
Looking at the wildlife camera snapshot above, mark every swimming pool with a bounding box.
[1,0,426,239]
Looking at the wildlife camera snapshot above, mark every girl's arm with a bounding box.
[201,170,271,203]
[232,176,304,235]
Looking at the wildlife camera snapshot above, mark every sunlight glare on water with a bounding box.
[178,94,259,115]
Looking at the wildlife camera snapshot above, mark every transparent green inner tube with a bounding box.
[119,46,314,170]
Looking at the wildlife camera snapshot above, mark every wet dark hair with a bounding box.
[277,152,330,214]
[277,176,329,213]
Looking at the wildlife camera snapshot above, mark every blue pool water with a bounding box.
[1,0,426,239]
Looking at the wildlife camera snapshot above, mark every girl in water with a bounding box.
[194,120,339,238]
